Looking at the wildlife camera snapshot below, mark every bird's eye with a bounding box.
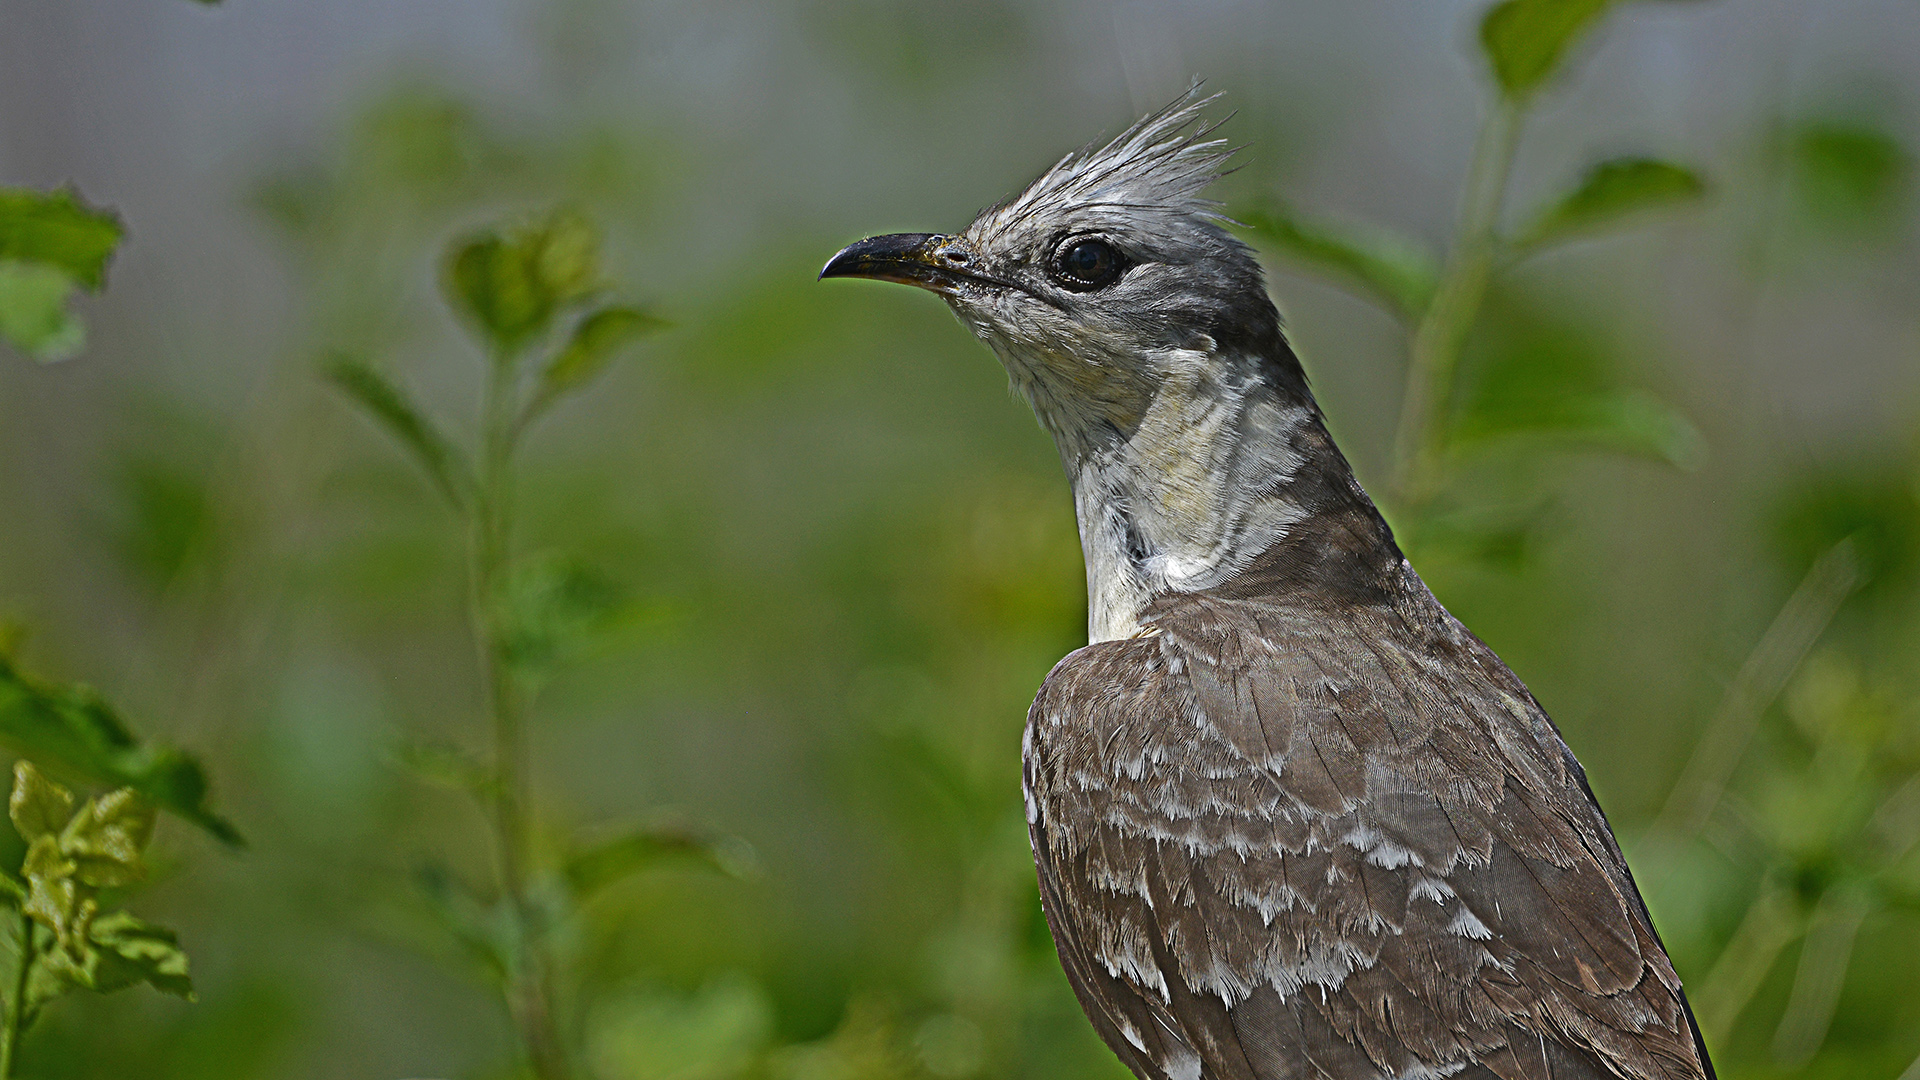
[1052,238,1124,290]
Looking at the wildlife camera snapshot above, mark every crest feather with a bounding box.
[992,85,1234,235]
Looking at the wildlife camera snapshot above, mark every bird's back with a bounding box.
[1021,543,1715,1080]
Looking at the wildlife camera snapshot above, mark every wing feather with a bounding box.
[1023,589,1712,1080]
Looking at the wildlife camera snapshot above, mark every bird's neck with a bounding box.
[1034,348,1382,643]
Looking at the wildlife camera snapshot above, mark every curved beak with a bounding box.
[819,233,985,294]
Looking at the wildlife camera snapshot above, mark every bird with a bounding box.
[820,89,1715,1080]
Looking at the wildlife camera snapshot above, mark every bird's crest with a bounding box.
[978,86,1235,241]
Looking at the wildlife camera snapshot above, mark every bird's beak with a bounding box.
[819,233,983,294]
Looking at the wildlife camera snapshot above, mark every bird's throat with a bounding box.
[1052,352,1320,642]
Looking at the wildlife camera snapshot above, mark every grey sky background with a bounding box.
[4,0,1916,445]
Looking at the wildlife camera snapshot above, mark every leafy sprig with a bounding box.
[1240,0,1710,522]
[328,207,747,1080]
[0,762,193,1075]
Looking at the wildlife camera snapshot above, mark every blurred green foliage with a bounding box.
[331,206,676,1078]
[1514,157,1708,252]
[0,177,233,1072]
[0,655,239,848]
[0,189,121,362]
[0,1,1917,1078]
[1786,121,1914,237]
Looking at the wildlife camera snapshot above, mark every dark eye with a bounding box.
[1053,238,1124,290]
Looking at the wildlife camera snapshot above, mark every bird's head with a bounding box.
[821,89,1288,448]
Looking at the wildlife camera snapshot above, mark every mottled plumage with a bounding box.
[823,89,1714,1080]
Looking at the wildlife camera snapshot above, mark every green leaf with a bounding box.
[1454,387,1705,468]
[526,208,602,307]
[1479,0,1614,99]
[1237,202,1439,319]
[585,977,772,1080]
[10,760,74,842]
[493,553,627,681]
[1448,290,1705,470]
[110,451,221,589]
[415,863,513,984]
[1399,500,1556,575]
[564,819,760,903]
[26,911,194,1015]
[22,926,70,1020]
[443,209,606,354]
[0,188,122,289]
[527,305,667,422]
[389,739,495,796]
[1517,157,1707,250]
[1770,465,1920,592]
[61,787,155,889]
[324,353,473,511]
[0,655,242,846]
[1787,120,1914,234]
[0,260,87,361]
[447,234,549,352]
[73,911,194,999]
[0,188,122,362]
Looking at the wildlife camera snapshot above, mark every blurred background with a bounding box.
[1,0,1918,1077]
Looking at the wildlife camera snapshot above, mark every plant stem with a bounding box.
[473,349,569,1080]
[1694,879,1800,1047]
[1651,538,1860,839]
[1392,96,1525,504]
[1771,884,1872,1068]
[1,909,35,1078]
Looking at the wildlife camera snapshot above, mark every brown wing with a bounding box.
[1022,590,1712,1080]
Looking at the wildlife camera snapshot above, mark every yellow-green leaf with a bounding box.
[10,760,74,842]
[21,835,79,943]
[0,260,87,361]
[443,209,608,354]
[527,208,602,307]
[24,910,194,1014]
[62,787,155,888]
[493,553,627,681]
[22,927,72,1020]
[586,979,772,1080]
[415,863,513,985]
[82,911,195,1000]
[1480,0,1614,100]
[390,739,496,796]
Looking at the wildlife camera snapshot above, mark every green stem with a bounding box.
[1,909,35,1078]
[472,349,570,1080]
[1651,538,1860,838]
[1771,884,1871,1068]
[1392,96,1525,504]
[1694,878,1800,1047]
